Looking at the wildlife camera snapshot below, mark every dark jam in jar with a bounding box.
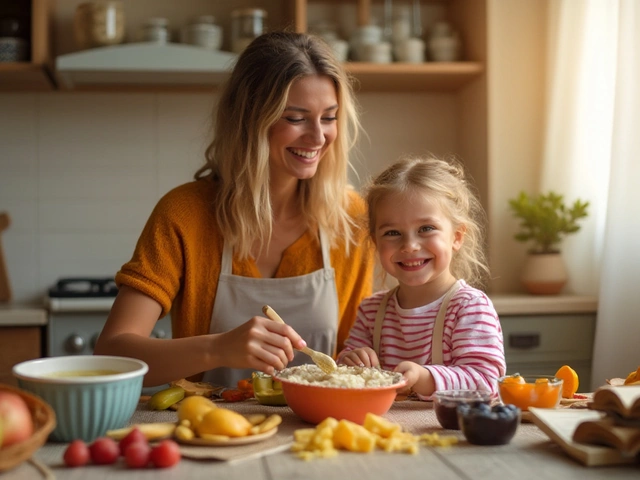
[435,399,460,429]
[433,390,492,430]
[457,403,521,445]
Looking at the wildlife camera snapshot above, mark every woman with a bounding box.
[94,32,374,388]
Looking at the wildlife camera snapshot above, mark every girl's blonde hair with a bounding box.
[195,31,361,258]
[365,155,490,288]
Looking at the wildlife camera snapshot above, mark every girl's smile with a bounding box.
[398,258,430,269]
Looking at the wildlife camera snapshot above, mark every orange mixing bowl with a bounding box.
[273,367,406,425]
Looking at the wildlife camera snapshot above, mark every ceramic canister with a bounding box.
[349,24,383,61]
[139,17,169,43]
[394,37,425,63]
[360,41,392,64]
[181,15,222,50]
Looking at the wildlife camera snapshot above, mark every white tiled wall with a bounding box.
[0,92,455,304]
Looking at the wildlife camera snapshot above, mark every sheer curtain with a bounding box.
[542,0,640,389]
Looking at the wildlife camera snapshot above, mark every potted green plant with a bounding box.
[508,191,589,294]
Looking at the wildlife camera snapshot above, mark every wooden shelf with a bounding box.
[0,62,54,91]
[3,0,484,94]
[346,61,483,92]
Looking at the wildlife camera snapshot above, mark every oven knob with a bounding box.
[90,333,100,350]
[151,329,166,339]
[65,335,85,353]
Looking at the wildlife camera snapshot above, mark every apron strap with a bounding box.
[221,238,233,274]
[372,281,462,363]
[319,229,331,270]
[431,281,462,365]
[373,286,399,356]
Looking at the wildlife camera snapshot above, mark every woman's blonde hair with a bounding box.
[364,155,490,288]
[195,31,361,258]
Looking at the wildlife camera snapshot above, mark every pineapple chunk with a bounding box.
[333,420,376,453]
[363,413,401,438]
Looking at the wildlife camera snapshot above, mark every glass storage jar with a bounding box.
[74,1,125,50]
[230,8,267,54]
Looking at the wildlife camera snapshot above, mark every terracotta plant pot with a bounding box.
[520,253,568,295]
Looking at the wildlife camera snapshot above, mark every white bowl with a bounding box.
[13,356,148,442]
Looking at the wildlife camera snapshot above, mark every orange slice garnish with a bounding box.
[555,365,579,398]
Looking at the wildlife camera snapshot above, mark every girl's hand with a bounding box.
[215,316,306,375]
[340,348,379,368]
[394,361,435,396]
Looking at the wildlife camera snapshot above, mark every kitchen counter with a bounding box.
[490,294,598,316]
[3,400,637,479]
[42,293,599,316]
[0,305,47,326]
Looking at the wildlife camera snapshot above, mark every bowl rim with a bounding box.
[434,389,493,400]
[273,373,408,392]
[12,355,149,384]
[497,374,563,385]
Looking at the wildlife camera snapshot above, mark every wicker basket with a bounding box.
[0,383,56,472]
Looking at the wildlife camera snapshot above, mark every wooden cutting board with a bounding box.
[0,212,12,303]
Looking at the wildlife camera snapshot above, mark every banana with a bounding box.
[250,414,283,435]
[106,422,177,441]
[174,424,195,441]
[147,386,185,410]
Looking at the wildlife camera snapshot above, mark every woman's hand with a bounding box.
[215,316,307,375]
[340,347,379,368]
[394,361,435,396]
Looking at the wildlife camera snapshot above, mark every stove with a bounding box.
[46,277,171,357]
[47,277,119,313]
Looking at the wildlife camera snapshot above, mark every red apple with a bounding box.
[0,391,34,447]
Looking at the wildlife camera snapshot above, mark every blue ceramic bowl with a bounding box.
[12,355,148,442]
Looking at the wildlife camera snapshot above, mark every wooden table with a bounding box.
[3,400,639,479]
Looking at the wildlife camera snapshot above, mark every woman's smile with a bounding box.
[288,148,320,164]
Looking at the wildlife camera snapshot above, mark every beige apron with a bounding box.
[373,280,462,365]
[204,230,339,387]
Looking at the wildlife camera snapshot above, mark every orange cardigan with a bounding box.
[116,178,374,356]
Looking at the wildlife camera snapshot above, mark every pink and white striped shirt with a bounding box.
[338,280,506,396]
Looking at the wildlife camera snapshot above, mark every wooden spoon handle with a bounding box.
[263,304,337,374]
[262,305,285,325]
[263,305,310,354]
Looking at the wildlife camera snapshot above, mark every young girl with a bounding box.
[338,156,506,397]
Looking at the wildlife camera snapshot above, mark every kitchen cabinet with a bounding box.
[502,313,596,388]
[492,295,598,389]
[0,327,43,385]
[0,0,55,91]
[0,307,47,386]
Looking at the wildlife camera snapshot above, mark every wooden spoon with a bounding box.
[262,305,338,375]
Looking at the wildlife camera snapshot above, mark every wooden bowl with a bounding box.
[0,383,56,472]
